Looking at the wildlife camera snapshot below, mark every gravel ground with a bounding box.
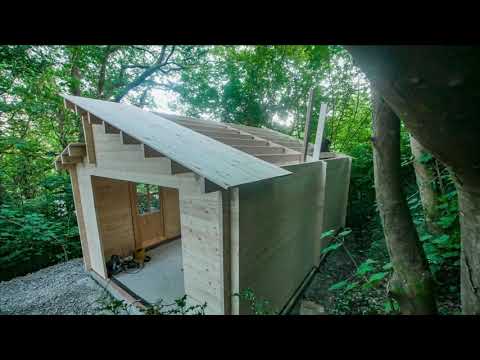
[0,258,116,315]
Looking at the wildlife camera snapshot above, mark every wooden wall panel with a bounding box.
[179,188,227,315]
[136,211,165,249]
[91,176,135,258]
[161,187,181,239]
[76,165,107,278]
[320,156,352,250]
[235,161,326,314]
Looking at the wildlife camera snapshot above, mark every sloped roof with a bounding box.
[61,95,291,190]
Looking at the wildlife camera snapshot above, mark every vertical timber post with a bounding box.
[302,87,315,162]
[312,102,328,160]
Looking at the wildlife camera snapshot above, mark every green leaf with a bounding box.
[344,282,359,292]
[320,242,343,254]
[338,228,352,237]
[320,229,335,239]
[328,280,348,291]
[382,262,393,270]
[368,272,389,283]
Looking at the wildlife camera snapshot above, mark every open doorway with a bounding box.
[91,176,184,305]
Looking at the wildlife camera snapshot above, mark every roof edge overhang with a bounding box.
[59,94,292,191]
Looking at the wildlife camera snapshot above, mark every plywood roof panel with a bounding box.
[62,95,291,189]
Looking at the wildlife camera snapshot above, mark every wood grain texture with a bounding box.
[234,161,326,314]
[62,95,291,189]
[91,176,135,258]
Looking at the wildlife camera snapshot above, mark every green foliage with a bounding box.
[0,173,81,280]
[234,288,277,315]
[142,295,207,315]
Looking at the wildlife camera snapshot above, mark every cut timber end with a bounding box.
[61,154,82,164]
[68,144,86,157]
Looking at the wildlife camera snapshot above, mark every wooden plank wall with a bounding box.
[233,161,326,314]
[161,187,181,239]
[319,155,352,252]
[72,123,228,314]
[91,176,136,258]
[179,189,230,315]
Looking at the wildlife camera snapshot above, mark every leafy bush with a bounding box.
[0,173,81,280]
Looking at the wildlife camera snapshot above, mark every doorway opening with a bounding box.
[92,176,184,305]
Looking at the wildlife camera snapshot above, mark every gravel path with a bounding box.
[0,258,115,315]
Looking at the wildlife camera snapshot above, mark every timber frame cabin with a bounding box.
[55,94,351,315]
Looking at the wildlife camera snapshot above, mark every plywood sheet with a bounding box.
[234,161,326,314]
[91,176,135,258]
[62,95,291,189]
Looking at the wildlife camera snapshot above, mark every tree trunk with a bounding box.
[372,92,437,315]
[458,185,480,314]
[346,46,480,314]
[410,135,443,235]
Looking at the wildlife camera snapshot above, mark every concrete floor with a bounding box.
[114,239,185,305]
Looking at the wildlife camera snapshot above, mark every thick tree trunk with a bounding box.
[372,93,437,315]
[346,46,480,314]
[458,185,480,314]
[410,135,442,235]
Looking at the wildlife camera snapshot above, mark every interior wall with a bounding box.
[234,161,326,314]
[161,187,181,239]
[91,176,135,259]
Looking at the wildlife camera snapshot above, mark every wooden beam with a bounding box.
[64,98,76,111]
[255,153,302,164]
[61,153,82,164]
[171,161,191,175]
[213,138,269,147]
[209,133,255,141]
[87,112,103,125]
[120,131,141,145]
[143,144,164,158]
[302,87,315,162]
[200,177,223,193]
[232,146,285,155]
[312,103,328,160]
[68,143,86,157]
[104,122,120,134]
[81,114,96,164]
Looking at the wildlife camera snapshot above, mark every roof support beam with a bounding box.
[120,131,141,145]
[143,144,164,158]
[88,112,103,125]
[68,143,86,157]
[171,161,191,175]
[81,114,96,164]
[104,122,120,134]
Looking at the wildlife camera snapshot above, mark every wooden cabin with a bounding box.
[55,95,351,315]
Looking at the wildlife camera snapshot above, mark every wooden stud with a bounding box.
[312,103,328,161]
[81,114,96,164]
[303,87,315,162]
[68,167,92,271]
